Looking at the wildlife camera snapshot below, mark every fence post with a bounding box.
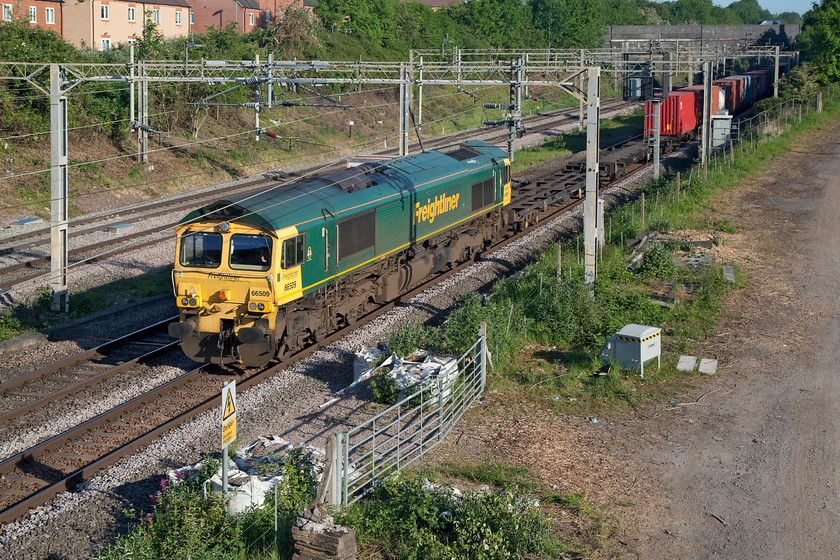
[437,375,444,441]
[479,322,487,392]
[316,433,339,506]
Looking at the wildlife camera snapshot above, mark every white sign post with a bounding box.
[221,380,237,495]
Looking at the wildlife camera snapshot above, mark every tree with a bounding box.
[259,8,320,57]
[447,0,542,49]
[776,11,803,23]
[315,0,397,44]
[797,0,840,83]
[726,0,773,23]
[664,0,716,24]
[530,0,607,48]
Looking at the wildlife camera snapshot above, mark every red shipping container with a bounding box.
[681,85,721,119]
[645,91,698,137]
[745,69,772,99]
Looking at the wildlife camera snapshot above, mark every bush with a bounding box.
[337,476,558,560]
[638,243,676,278]
[371,371,399,405]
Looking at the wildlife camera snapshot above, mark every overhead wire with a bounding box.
[0,81,490,181]
[10,90,516,297]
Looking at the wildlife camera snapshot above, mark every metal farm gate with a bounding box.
[319,324,488,506]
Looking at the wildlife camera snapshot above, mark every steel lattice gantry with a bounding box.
[0,44,796,309]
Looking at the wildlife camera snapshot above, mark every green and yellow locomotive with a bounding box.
[169,141,511,367]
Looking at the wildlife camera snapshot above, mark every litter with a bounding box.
[590,418,598,423]
[168,436,325,515]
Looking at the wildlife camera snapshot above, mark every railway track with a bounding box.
[0,318,178,427]
[0,98,638,295]
[0,130,656,526]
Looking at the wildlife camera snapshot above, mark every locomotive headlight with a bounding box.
[188,298,197,307]
[180,297,190,306]
[257,303,266,311]
[219,222,230,233]
[249,302,257,311]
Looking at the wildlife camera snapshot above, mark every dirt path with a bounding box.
[625,119,840,557]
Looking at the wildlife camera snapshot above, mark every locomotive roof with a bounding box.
[180,140,506,233]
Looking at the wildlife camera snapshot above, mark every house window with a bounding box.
[101,4,109,20]
[265,9,270,22]
[175,10,181,24]
[29,6,36,22]
[152,9,160,24]
[190,11,194,24]
[45,7,54,23]
[127,7,135,21]
[249,12,254,25]
[2,4,12,22]
[101,38,111,50]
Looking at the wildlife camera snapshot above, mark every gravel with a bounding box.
[0,110,680,559]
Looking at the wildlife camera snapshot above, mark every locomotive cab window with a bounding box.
[230,234,272,271]
[282,234,306,269]
[471,178,495,211]
[502,164,510,185]
[180,231,222,268]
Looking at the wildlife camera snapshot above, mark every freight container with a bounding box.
[731,75,754,105]
[746,69,772,99]
[681,85,723,119]
[645,91,697,137]
[715,77,744,112]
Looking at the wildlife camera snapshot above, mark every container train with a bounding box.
[644,66,780,139]
[168,141,511,367]
[169,65,785,369]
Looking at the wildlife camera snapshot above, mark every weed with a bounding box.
[639,243,677,278]
[435,460,537,493]
[371,372,399,406]
[337,476,559,560]
[387,320,433,358]
[543,492,592,515]
[713,219,738,233]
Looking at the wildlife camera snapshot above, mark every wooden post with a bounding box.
[676,172,680,202]
[640,192,646,230]
[556,244,562,284]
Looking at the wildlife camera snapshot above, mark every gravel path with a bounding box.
[0,108,662,559]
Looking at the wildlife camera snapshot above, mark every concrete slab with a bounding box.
[722,265,736,283]
[677,355,697,372]
[0,332,47,355]
[698,358,718,375]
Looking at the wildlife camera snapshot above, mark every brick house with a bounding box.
[1,0,64,33]
[190,0,260,33]
[62,0,191,50]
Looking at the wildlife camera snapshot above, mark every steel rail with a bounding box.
[0,134,656,527]
[0,317,178,424]
[0,176,278,255]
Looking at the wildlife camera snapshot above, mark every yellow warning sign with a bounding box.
[223,388,236,421]
[221,381,236,448]
[222,417,236,448]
